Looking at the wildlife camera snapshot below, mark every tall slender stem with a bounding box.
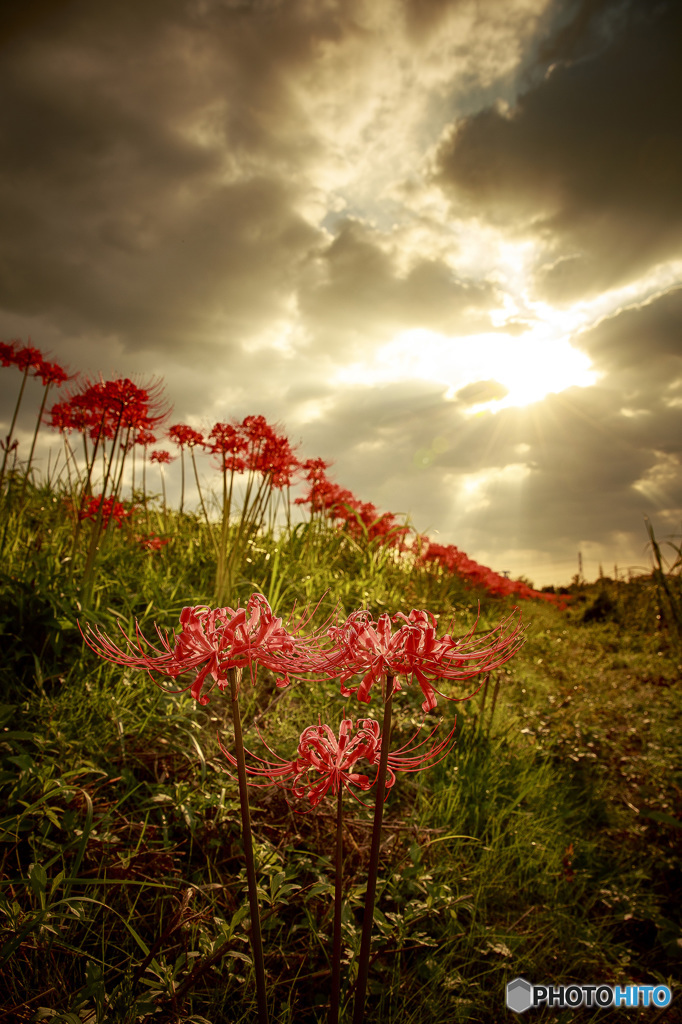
[228,667,269,1024]
[191,448,217,555]
[81,413,124,601]
[329,783,344,1024]
[18,380,51,508]
[0,367,29,494]
[352,674,394,1024]
[179,446,185,514]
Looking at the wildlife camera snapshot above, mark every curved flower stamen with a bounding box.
[81,593,335,704]
[326,606,524,711]
[218,714,457,807]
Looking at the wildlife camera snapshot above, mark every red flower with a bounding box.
[0,341,18,367]
[136,534,170,551]
[327,607,523,712]
[168,423,204,448]
[35,359,70,388]
[63,376,170,442]
[46,399,90,434]
[204,416,300,487]
[294,464,407,545]
[418,540,566,605]
[0,340,70,386]
[300,457,332,483]
[218,714,457,807]
[82,593,332,706]
[135,428,156,447]
[150,449,174,465]
[205,421,247,472]
[12,344,44,373]
[77,494,134,528]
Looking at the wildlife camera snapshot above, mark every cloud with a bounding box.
[454,379,509,405]
[577,286,682,373]
[433,0,682,299]
[2,0,680,588]
[0,0,358,359]
[298,218,496,354]
[572,287,682,462]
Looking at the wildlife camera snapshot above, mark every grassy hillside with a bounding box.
[0,483,680,1023]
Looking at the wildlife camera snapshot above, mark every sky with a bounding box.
[1,0,681,587]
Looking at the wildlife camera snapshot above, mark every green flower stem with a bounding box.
[352,673,394,1024]
[329,782,344,1024]
[228,667,269,1024]
[17,380,51,509]
[191,447,218,556]
[0,366,29,495]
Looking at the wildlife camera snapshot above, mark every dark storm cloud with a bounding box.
[298,219,496,348]
[577,286,682,373]
[302,349,679,577]
[411,387,672,567]
[439,370,679,566]
[0,0,358,355]
[572,287,682,458]
[2,0,680,586]
[292,378,462,529]
[434,0,682,299]
[296,283,682,577]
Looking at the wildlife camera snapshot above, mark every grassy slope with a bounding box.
[0,490,680,1023]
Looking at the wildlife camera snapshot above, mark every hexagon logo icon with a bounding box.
[507,977,533,1013]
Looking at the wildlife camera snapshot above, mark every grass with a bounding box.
[0,481,680,1023]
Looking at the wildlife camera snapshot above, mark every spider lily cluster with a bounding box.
[1,336,565,608]
[83,593,523,1023]
[218,715,459,807]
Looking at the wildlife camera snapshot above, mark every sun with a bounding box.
[335,323,598,410]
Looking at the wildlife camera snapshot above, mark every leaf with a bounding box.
[0,704,17,728]
[639,809,682,830]
[306,882,334,898]
[228,904,250,935]
[28,862,47,897]
[44,806,62,829]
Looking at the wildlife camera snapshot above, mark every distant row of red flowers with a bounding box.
[2,337,564,604]
[0,339,70,387]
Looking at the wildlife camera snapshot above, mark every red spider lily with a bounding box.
[326,607,523,712]
[82,593,333,705]
[12,344,44,373]
[34,359,70,388]
[295,464,408,548]
[0,341,18,367]
[45,399,90,434]
[295,471,355,517]
[167,424,205,516]
[242,416,299,488]
[150,450,174,464]
[299,457,332,483]
[135,428,156,447]
[61,376,170,442]
[0,340,60,377]
[205,421,247,472]
[218,714,457,807]
[136,534,170,551]
[1,341,70,494]
[418,540,569,606]
[77,494,134,528]
[205,415,300,487]
[168,423,204,448]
